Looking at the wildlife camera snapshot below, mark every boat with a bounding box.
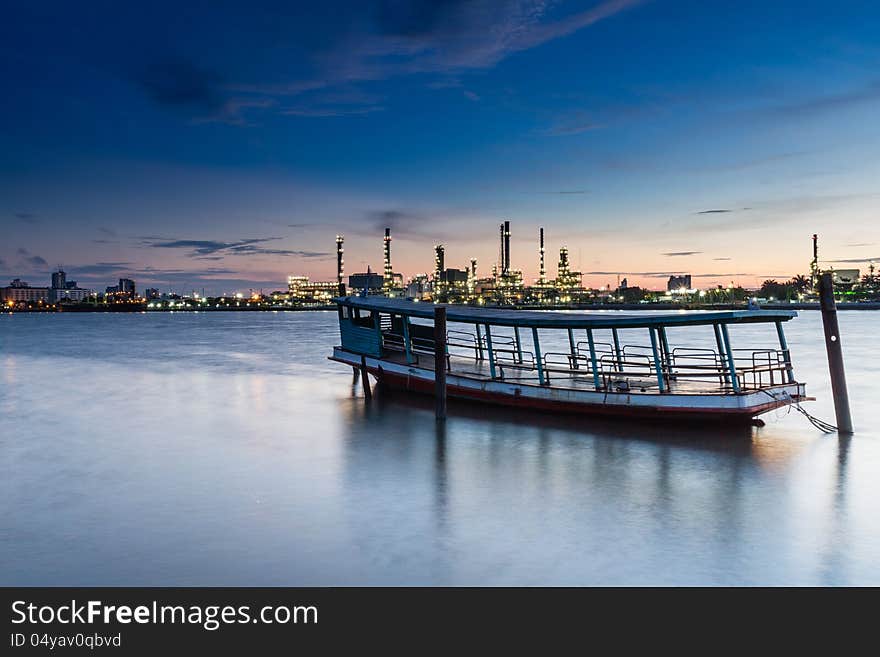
[329,295,808,424]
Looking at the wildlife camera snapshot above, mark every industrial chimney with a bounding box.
[336,235,345,294]
[539,227,545,283]
[503,220,511,275]
[383,227,393,292]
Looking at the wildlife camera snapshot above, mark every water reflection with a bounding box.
[1,311,875,585]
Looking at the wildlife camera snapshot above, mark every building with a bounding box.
[51,269,67,290]
[667,274,692,292]
[106,278,137,298]
[349,268,383,292]
[287,276,338,303]
[145,288,160,300]
[1,279,49,304]
[49,268,90,303]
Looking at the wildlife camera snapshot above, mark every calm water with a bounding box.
[1,310,878,585]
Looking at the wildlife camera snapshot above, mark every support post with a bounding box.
[475,323,484,361]
[514,326,523,363]
[775,321,794,383]
[819,273,853,434]
[484,324,497,379]
[532,327,545,385]
[586,328,601,390]
[434,307,447,421]
[612,328,623,372]
[403,316,414,364]
[713,323,729,384]
[720,323,740,393]
[649,328,666,392]
[359,355,372,400]
[567,328,579,369]
[659,326,672,380]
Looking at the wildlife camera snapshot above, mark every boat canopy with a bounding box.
[334,296,797,329]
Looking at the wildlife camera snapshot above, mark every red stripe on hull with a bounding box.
[366,366,788,423]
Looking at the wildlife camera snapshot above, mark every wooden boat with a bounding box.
[329,296,808,423]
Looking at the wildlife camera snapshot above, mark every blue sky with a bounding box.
[2,0,879,293]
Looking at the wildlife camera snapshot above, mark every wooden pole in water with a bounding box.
[359,355,372,400]
[819,273,853,434]
[434,306,447,421]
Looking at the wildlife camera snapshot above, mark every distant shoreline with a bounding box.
[7,301,880,314]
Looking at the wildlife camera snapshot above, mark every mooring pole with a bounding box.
[359,354,372,400]
[434,306,447,421]
[819,273,853,434]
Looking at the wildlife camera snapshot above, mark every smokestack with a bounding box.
[383,227,392,290]
[539,227,545,283]
[813,233,818,261]
[504,220,511,274]
[336,235,345,292]
[499,223,505,275]
[470,258,477,278]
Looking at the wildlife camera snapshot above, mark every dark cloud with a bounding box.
[26,255,48,267]
[583,270,750,278]
[15,212,38,223]
[97,226,117,237]
[67,262,132,276]
[134,56,225,112]
[713,257,732,261]
[0,258,6,269]
[662,251,701,257]
[143,236,330,259]
[696,209,731,214]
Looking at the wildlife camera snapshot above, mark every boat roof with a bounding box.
[335,296,797,329]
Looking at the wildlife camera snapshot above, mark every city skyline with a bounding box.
[3,1,880,295]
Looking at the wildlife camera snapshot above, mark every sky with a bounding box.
[2,0,879,294]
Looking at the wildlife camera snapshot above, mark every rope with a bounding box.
[758,389,838,433]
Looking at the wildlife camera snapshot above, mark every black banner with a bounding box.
[0,587,865,652]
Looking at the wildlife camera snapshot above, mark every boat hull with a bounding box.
[331,348,806,423]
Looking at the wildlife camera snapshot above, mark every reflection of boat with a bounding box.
[329,296,808,424]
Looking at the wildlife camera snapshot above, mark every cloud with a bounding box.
[134,56,225,111]
[142,236,330,259]
[280,105,383,117]
[846,242,876,248]
[228,0,644,121]
[713,257,732,261]
[829,257,878,264]
[768,80,880,117]
[696,209,732,214]
[544,114,603,136]
[662,251,702,257]
[26,255,48,267]
[97,226,117,237]
[463,90,480,102]
[0,258,6,269]
[583,270,750,278]
[15,212,38,224]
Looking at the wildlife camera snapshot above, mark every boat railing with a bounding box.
[376,325,792,393]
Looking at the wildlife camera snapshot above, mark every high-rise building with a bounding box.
[51,269,66,290]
